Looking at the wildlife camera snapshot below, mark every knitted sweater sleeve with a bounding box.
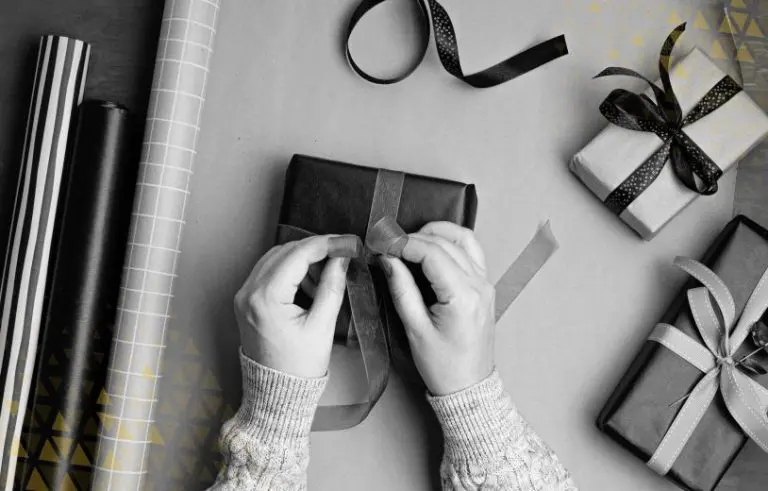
[428,371,577,491]
[209,355,575,491]
[208,351,326,491]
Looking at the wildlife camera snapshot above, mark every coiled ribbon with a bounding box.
[646,257,768,475]
[595,23,743,215]
[345,0,568,87]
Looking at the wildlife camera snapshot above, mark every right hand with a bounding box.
[379,222,496,396]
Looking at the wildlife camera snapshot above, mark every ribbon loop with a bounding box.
[647,258,768,475]
[278,224,390,431]
[345,0,568,87]
[596,23,742,214]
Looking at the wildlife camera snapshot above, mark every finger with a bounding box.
[300,275,317,299]
[419,222,487,272]
[298,259,323,299]
[270,236,333,304]
[308,257,349,327]
[400,236,465,304]
[379,256,431,335]
[240,244,285,291]
[259,240,301,281]
[410,232,474,275]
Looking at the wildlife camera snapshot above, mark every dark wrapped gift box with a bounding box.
[598,216,768,491]
[277,154,477,378]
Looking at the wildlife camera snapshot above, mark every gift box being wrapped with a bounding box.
[276,154,477,430]
[598,215,768,491]
[570,24,768,240]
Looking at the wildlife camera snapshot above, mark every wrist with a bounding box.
[427,370,515,463]
[235,349,327,445]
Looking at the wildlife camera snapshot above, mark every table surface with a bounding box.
[150,0,768,489]
[5,0,766,490]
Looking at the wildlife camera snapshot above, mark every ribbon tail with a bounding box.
[428,0,568,87]
[494,222,558,321]
[720,367,768,453]
[647,369,720,475]
[656,23,685,124]
[669,132,722,196]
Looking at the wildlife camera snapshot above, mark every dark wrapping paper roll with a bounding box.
[14,101,135,490]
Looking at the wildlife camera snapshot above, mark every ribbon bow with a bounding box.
[646,257,768,475]
[595,23,743,215]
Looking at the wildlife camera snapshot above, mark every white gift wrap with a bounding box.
[570,49,768,240]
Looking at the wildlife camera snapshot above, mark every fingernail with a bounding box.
[329,235,362,258]
[379,256,393,278]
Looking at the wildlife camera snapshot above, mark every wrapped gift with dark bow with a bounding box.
[598,215,768,491]
[570,24,768,239]
[275,154,477,431]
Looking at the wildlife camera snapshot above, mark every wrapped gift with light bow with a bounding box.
[571,24,768,239]
[599,216,768,491]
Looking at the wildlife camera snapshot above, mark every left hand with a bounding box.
[234,236,350,378]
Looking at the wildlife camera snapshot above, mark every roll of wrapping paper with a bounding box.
[11,101,134,491]
[0,35,90,488]
[92,0,221,488]
[728,2,768,227]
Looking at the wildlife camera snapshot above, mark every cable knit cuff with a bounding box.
[237,350,328,445]
[427,370,515,464]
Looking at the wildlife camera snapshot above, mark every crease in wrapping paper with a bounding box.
[13,101,134,491]
[92,0,221,488]
[0,35,90,489]
[729,2,768,227]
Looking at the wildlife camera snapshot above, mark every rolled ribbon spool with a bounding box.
[0,34,90,488]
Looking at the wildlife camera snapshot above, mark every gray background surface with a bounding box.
[151,0,764,489]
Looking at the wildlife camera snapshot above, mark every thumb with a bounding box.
[379,256,431,335]
[308,257,349,328]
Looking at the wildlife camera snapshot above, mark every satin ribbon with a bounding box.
[595,23,743,215]
[646,257,768,476]
[345,0,568,87]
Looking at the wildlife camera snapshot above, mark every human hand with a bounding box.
[379,222,495,396]
[234,236,350,378]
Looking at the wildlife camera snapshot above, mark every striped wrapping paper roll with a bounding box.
[0,35,90,488]
[93,0,221,488]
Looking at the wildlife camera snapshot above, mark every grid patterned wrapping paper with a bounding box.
[92,0,220,488]
[0,35,89,490]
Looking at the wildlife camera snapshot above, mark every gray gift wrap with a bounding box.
[571,48,768,240]
[598,216,768,491]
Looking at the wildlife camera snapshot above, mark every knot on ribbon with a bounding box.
[595,23,743,215]
[646,257,768,476]
[716,356,735,368]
